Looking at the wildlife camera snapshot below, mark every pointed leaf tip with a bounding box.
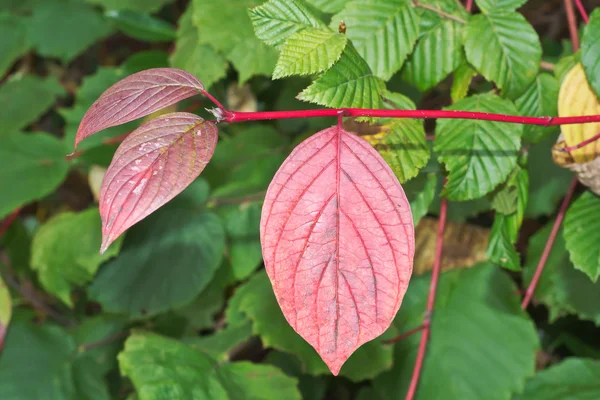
[260,125,414,373]
[99,112,218,249]
[74,68,204,149]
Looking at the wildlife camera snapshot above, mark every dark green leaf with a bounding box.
[515,74,560,143]
[409,173,437,225]
[0,13,29,77]
[434,94,522,200]
[475,0,527,13]
[581,8,600,98]
[0,133,69,219]
[564,191,600,282]
[186,321,254,362]
[86,0,173,12]
[105,10,176,42]
[122,50,169,74]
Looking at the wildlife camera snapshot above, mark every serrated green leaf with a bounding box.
[402,1,467,91]
[273,28,347,79]
[0,13,29,77]
[306,0,350,13]
[463,12,541,99]
[486,217,520,270]
[29,0,112,63]
[249,0,325,47]
[523,223,600,325]
[513,358,600,400]
[226,271,396,381]
[564,191,600,282]
[89,180,226,318]
[581,8,600,98]
[0,317,111,400]
[475,0,527,13]
[0,75,64,135]
[364,119,429,183]
[194,0,278,83]
[555,51,580,83]
[382,90,416,110]
[105,9,176,42]
[372,264,538,400]
[526,134,574,217]
[451,63,477,103]
[490,182,518,215]
[0,133,69,219]
[515,74,560,143]
[331,0,420,80]
[170,5,227,90]
[86,0,173,12]
[119,332,301,400]
[298,43,385,109]
[30,209,122,307]
[434,94,522,200]
[410,173,437,225]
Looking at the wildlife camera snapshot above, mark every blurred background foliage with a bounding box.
[0,0,600,399]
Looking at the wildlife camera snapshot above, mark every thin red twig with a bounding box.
[225,108,600,126]
[521,177,579,309]
[382,324,426,344]
[201,89,228,114]
[565,0,580,51]
[556,131,600,153]
[465,0,474,12]
[573,0,589,23]
[0,208,21,240]
[405,197,448,400]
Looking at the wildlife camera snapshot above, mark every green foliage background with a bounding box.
[1,0,600,399]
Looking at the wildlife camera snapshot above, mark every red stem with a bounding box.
[226,108,600,126]
[405,197,448,400]
[565,0,580,51]
[521,177,578,309]
[573,0,589,23]
[382,324,426,345]
[557,130,600,153]
[201,89,229,114]
[0,208,21,240]
[465,0,473,12]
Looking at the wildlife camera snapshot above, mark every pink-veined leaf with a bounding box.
[99,112,217,253]
[260,125,415,375]
[75,68,205,149]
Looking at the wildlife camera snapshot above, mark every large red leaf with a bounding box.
[260,125,415,375]
[99,112,217,253]
[75,68,204,149]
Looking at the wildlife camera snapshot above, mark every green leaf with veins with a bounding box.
[564,191,600,282]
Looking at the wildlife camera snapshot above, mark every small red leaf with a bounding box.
[99,112,217,253]
[75,68,204,149]
[261,125,415,375]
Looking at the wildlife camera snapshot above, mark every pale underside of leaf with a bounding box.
[260,125,414,375]
[75,68,204,148]
[99,112,217,253]
[273,28,348,79]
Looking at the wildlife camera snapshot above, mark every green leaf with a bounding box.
[122,50,169,74]
[29,0,112,63]
[0,75,64,135]
[402,1,467,91]
[105,10,176,42]
[222,202,263,280]
[306,0,349,13]
[364,119,430,183]
[513,358,600,400]
[555,51,580,83]
[475,0,527,13]
[0,13,29,77]
[515,74,560,143]
[170,5,227,90]
[0,317,111,400]
[451,63,477,103]
[226,271,396,380]
[86,0,173,12]
[382,89,417,110]
[523,223,600,325]
[463,12,541,99]
[118,332,301,400]
[30,208,123,307]
[89,180,226,318]
[0,133,69,219]
[264,351,328,400]
[409,173,437,225]
[72,316,127,375]
[273,28,347,79]
[525,134,573,217]
[194,0,279,83]
[249,0,325,47]
[434,94,522,200]
[186,321,254,362]
[331,0,420,80]
[564,191,600,282]
[298,43,385,109]
[581,8,600,98]
[372,264,538,400]
[0,275,11,348]
[486,217,520,270]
